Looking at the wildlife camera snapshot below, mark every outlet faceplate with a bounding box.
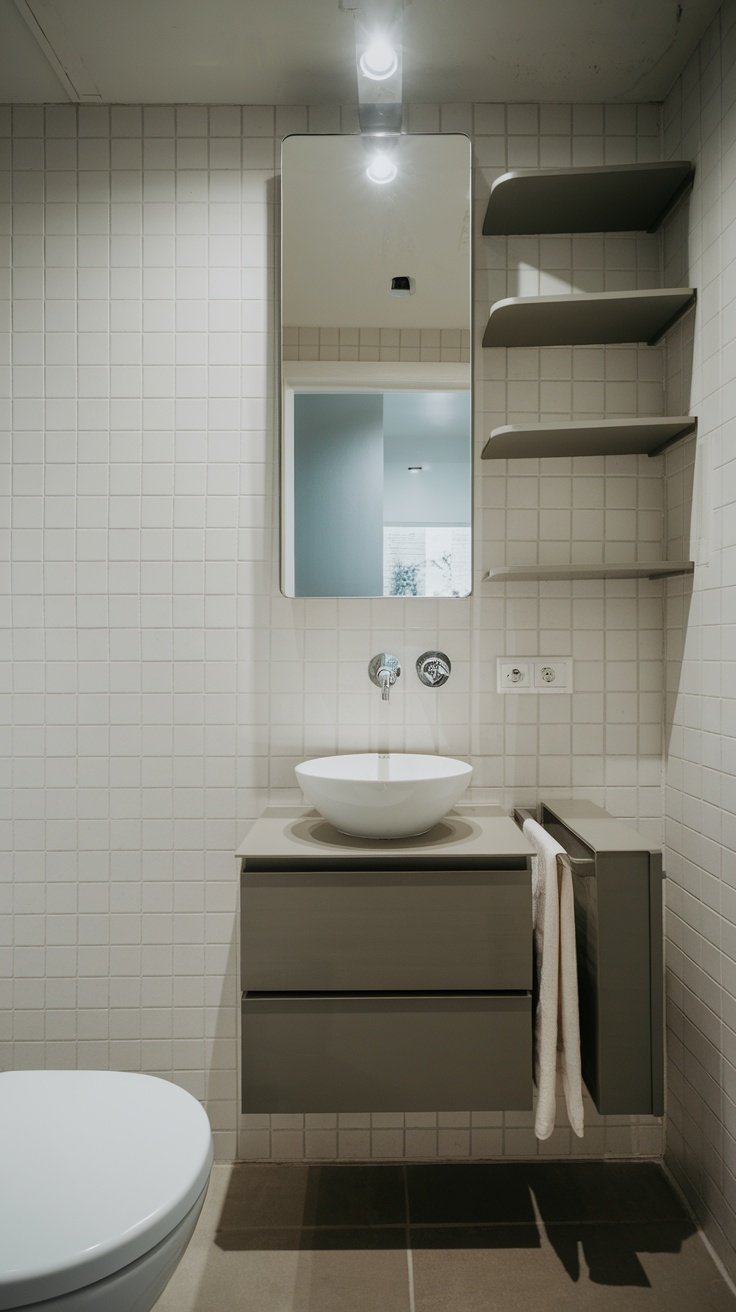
[533,659,571,690]
[497,657,572,693]
[498,661,531,690]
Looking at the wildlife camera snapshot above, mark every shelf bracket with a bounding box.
[647,289,696,346]
[646,166,695,233]
[647,417,698,458]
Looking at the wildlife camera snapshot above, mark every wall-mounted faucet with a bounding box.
[368,653,401,702]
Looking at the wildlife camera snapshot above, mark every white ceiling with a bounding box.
[0,0,721,105]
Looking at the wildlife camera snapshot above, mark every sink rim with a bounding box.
[295,752,473,784]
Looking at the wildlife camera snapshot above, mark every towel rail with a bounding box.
[513,806,595,873]
[535,798,664,1118]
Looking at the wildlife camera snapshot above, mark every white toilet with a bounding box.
[0,1070,213,1312]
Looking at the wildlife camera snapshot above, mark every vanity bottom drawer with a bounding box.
[241,993,532,1113]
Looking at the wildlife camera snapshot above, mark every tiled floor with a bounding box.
[155,1162,736,1311]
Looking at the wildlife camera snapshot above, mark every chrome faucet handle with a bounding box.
[368,653,401,702]
[416,651,451,687]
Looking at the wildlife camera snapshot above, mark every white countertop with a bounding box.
[236,805,534,862]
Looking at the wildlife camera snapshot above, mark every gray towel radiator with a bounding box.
[515,798,664,1118]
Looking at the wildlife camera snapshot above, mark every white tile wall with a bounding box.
[662,0,736,1283]
[1,97,670,1162]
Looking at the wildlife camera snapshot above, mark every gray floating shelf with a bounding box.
[483,161,694,236]
[482,288,696,348]
[481,416,697,461]
[485,562,695,582]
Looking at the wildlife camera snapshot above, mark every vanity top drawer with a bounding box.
[241,868,531,992]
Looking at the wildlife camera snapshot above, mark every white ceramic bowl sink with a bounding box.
[294,753,473,839]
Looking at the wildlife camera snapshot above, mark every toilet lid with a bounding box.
[0,1070,213,1310]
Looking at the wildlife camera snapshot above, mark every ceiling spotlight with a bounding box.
[359,33,399,81]
[366,152,397,184]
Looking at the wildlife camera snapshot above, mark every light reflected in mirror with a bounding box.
[281,134,472,598]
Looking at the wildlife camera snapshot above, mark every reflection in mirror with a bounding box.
[281,134,472,598]
[289,383,471,597]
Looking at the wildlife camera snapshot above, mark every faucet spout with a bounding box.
[368,653,401,702]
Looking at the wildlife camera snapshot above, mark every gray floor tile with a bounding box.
[215,1226,408,1251]
[214,1163,312,1229]
[410,1223,544,1251]
[406,1162,687,1226]
[153,1163,735,1312]
[299,1164,406,1228]
[155,1228,411,1312]
[217,1162,406,1230]
[410,1222,736,1311]
[406,1163,537,1225]
[282,1244,411,1312]
[530,1163,688,1225]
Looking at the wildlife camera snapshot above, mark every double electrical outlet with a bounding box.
[497,657,572,694]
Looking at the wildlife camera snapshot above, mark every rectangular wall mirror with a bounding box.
[280,134,472,598]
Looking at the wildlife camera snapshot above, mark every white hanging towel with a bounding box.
[523,816,585,1139]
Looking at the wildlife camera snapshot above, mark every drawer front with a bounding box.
[241,993,532,1113]
[241,869,531,992]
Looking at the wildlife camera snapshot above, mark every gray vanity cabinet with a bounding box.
[237,811,535,1114]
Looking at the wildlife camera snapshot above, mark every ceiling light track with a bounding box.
[350,1,405,137]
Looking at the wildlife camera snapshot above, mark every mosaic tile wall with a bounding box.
[1,97,670,1162]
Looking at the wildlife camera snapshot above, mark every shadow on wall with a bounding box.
[662,177,697,765]
[202,933,240,1141]
[662,437,696,767]
[662,312,696,766]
